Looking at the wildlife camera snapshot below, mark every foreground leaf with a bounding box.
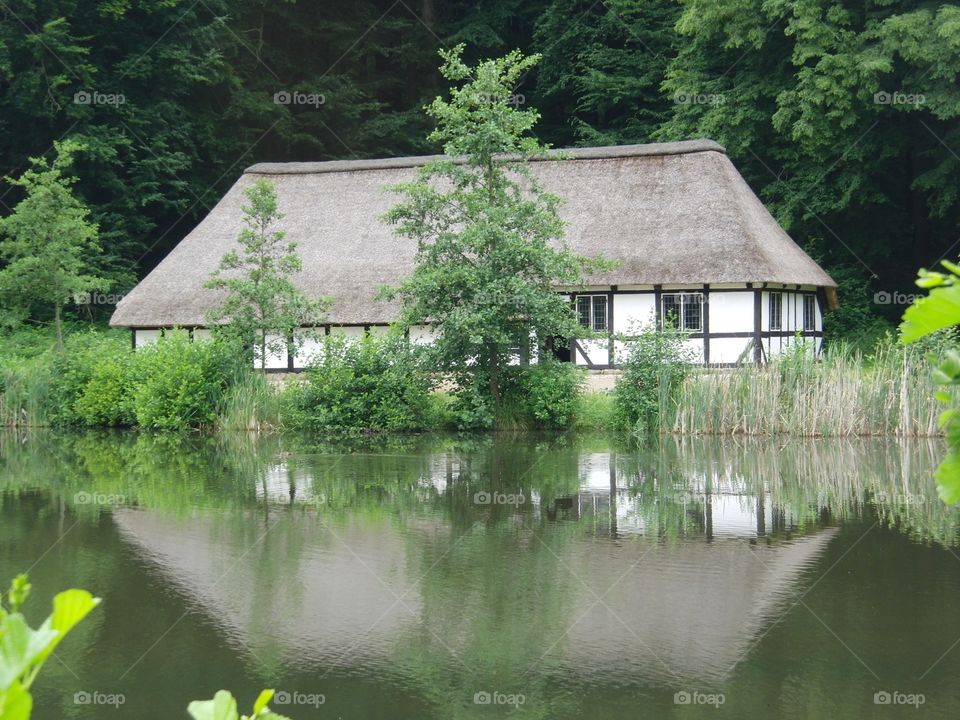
[0,680,33,720]
[187,690,239,720]
[33,589,101,665]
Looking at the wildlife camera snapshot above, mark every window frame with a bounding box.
[802,294,817,332]
[576,294,609,333]
[660,292,704,333]
[769,292,783,331]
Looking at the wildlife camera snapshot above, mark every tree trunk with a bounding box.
[488,345,501,408]
[54,303,63,352]
[260,330,267,371]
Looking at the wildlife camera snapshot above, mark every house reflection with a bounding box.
[116,446,845,688]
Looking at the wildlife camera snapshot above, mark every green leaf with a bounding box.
[900,283,960,342]
[252,689,274,715]
[935,450,960,505]
[0,680,33,720]
[0,614,58,689]
[33,589,101,665]
[188,690,240,720]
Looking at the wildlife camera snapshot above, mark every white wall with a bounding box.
[409,325,437,346]
[253,333,288,369]
[293,332,324,369]
[708,292,754,333]
[574,339,609,366]
[709,337,753,364]
[682,338,705,363]
[329,326,366,340]
[134,329,161,347]
[612,294,656,334]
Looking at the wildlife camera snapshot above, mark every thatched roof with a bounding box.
[111,139,836,328]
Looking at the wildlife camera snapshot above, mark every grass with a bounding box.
[669,341,945,437]
[217,369,283,431]
[0,355,54,428]
[573,391,615,431]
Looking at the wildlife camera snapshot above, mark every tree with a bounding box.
[656,0,960,338]
[532,0,679,146]
[206,178,328,369]
[384,45,608,416]
[0,140,108,349]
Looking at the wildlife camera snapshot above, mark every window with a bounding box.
[769,292,783,331]
[661,293,703,332]
[803,295,817,332]
[576,295,608,332]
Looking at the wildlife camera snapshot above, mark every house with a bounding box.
[110,139,837,369]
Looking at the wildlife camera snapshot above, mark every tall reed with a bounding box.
[0,356,53,428]
[670,342,944,437]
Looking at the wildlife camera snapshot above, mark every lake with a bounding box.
[2,432,959,718]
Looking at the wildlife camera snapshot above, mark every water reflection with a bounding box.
[1,432,958,719]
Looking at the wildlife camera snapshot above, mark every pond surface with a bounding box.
[2,432,960,718]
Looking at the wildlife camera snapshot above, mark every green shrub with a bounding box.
[282,333,435,432]
[47,332,130,425]
[127,331,235,430]
[75,354,135,426]
[1,330,131,427]
[449,360,585,430]
[514,359,584,429]
[614,325,696,433]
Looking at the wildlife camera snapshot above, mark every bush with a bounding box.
[282,333,435,432]
[514,360,584,429]
[0,330,131,427]
[614,325,696,433]
[126,331,236,430]
[449,360,585,430]
[75,354,135,426]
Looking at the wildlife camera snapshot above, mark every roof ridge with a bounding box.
[244,139,725,176]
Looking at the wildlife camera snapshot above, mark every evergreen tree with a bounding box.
[385,46,609,413]
[0,140,108,349]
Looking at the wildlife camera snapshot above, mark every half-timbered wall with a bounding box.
[130,283,824,370]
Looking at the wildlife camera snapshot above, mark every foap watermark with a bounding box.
[873,290,923,306]
[673,690,725,707]
[474,490,525,506]
[73,291,126,306]
[875,491,927,506]
[273,90,325,108]
[273,690,325,708]
[473,690,525,706]
[874,690,925,708]
[674,92,725,106]
[73,90,125,107]
[873,91,925,107]
[75,491,126,507]
[74,691,125,708]
[472,91,526,108]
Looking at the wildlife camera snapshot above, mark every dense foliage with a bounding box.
[1,329,253,430]
[613,324,696,433]
[3,0,956,341]
[281,333,437,433]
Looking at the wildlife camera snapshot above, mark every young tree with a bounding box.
[206,178,328,369]
[384,45,609,413]
[0,140,108,350]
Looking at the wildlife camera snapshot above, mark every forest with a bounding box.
[0,0,957,345]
